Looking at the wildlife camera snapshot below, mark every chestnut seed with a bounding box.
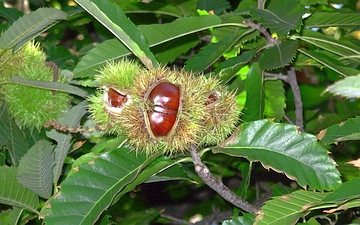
[103,86,130,115]
[144,79,181,141]
[107,87,127,108]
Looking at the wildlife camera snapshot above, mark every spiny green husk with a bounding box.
[0,42,71,130]
[88,60,240,156]
[196,76,240,146]
[88,59,142,134]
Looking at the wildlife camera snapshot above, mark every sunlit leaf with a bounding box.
[325,76,360,99]
[17,140,54,199]
[216,120,342,191]
[0,166,39,214]
[0,8,66,52]
[214,50,255,83]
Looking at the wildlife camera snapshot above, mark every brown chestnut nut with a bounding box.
[144,79,181,141]
[103,86,131,115]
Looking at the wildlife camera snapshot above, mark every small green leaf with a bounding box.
[241,63,264,122]
[0,166,39,214]
[250,0,306,36]
[17,140,54,199]
[255,190,329,225]
[259,40,298,69]
[75,0,158,69]
[0,8,66,52]
[0,207,23,225]
[305,12,360,28]
[319,116,360,144]
[325,76,360,99]
[216,120,342,191]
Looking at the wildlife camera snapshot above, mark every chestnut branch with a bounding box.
[189,145,259,214]
[265,67,304,131]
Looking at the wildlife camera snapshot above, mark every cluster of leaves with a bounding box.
[0,0,360,224]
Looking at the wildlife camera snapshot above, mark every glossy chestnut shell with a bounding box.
[103,86,130,115]
[144,79,181,141]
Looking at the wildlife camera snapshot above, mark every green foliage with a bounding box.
[1,0,360,224]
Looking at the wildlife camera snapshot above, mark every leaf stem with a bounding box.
[189,145,259,214]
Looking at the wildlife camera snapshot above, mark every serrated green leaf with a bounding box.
[16,140,54,199]
[299,49,360,76]
[0,166,39,214]
[73,15,222,78]
[241,63,264,122]
[259,40,298,69]
[305,12,360,28]
[215,120,342,191]
[44,148,152,225]
[0,102,28,167]
[319,116,360,144]
[0,8,66,52]
[250,0,306,36]
[75,0,158,69]
[291,30,360,64]
[46,101,87,185]
[10,76,88,98]
[325,76,360,99]
[255,190,329,225]
[323,177,360,204]
[264,80,286,122]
